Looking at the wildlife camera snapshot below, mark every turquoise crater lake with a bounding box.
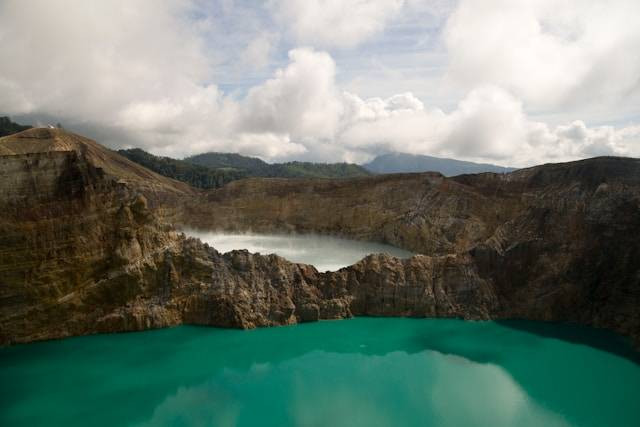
[1,318,639,427]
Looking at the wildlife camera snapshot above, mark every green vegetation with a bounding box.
[265,161,371,179]
[118,148,246,189]
[0,116,32,137]
[185,152,269,172]
[119,149,371,189]
[186,152,371,179]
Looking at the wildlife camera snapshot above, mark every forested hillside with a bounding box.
[118,148,245,189]
[0,116,32,137]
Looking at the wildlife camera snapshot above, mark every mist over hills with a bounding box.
[363,152,515,176]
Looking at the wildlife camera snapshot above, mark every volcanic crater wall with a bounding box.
[0,145,498,345]
[177,157,640,346]
[0,131,639,349]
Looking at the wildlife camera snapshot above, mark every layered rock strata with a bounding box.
[0,129,638,349]
[180,158,640,345]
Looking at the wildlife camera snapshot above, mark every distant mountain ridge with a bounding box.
[363,152,515,176]
[185,152,268,172]
[120,149,513,189]
[185,152,371,179]
[118,149,371,189]
[118,148,245,189]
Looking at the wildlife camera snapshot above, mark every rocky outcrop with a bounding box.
[1,129,639,349]
[0,129,498,344]
[0,146,182,342]
[179,156,640,346]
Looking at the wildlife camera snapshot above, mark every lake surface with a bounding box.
[184,231,414,271]
[1,318,639,427]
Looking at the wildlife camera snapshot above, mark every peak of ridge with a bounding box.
[0,127,78,155]
[0,127,196,197]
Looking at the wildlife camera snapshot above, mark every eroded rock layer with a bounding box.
[180,158,640,345]
[0,129,638,348]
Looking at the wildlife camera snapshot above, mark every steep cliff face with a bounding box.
[0,146,181,343]
[179,157,640,346]
[182,172,498,255]
[168,245,497,330]
[465,159,640,342]
[1,129,638,349]
[0,129,498,344]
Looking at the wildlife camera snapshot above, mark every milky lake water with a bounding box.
[1,318,639,427]
[184,231,414,271]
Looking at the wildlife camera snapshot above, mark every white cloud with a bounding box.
[338,91,443,153]
[444,0,640,111]
[242,32,278,70]
[337,87,527,163]
[444,87,528,160]
[0,0,638,167]
[545,121,640,158]
[335,85,640,166]
[0,0,211,119]
[269,0,405,48]
[238,48,342,140]
[231,132,307,159]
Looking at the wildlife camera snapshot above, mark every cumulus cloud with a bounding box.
[269,0,405,48]
[242,32,278,70]
[238,49,342,140]
[235,50,639,166]
[0,0,638,166]
[338,86,640,165]
[539,121,640,159]
[0,0,210,119]
[444,0,640,110]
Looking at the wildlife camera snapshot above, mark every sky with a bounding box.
[1,0,639,167]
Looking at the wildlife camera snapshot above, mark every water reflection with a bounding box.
[135,381,241,427]
[137,349,571,427]
[183,231,413,271]
[1,319,639,427]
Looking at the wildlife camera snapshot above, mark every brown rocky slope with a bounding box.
[0,128,638,348]
[181,157,640,345]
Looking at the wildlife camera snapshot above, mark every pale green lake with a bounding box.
[183,231,414,271]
